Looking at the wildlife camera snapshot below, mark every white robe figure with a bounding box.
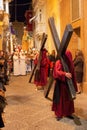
[13,53,20,76]
[20,53,26,75]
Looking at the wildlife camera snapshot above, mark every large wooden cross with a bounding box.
[45,17,76,100]
[29,33,47,83]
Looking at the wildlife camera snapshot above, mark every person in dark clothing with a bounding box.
[48,50,56,76]
[49,50,56,62]
[0,95,7,129]
[0,51,7,129]
[0,51,9,86]
[0,113,4,129]
[73,49,84,94]
[0,83,7,129]
[52,50,77,121]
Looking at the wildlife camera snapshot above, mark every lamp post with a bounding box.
[5,0,9,14]
[0,0,4,10]
[0,0,4,21]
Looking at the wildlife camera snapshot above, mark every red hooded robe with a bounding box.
[34,48,49,87]
[52,50,77,118]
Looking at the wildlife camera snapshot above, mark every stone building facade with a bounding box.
[59,0,87,93]
[32,0,87,94]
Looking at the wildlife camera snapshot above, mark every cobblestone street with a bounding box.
[2,74,87,130]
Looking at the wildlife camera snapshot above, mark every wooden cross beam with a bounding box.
[45,17,76,100]
[29,33,47,83]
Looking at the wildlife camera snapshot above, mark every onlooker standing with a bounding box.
[25,54,31,73]
[48,50,56,76]
[73,49,84,94]
[0,51,8,86]
[0,82,7,129]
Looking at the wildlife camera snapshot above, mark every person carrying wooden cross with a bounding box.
[52,50,77,120]
[34,48,49,90]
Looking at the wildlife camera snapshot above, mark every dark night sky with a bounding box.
[9,0,32,22]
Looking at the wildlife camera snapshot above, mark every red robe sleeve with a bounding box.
[53,60,66,82]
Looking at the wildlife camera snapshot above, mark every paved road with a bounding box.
[2,74,87,130]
